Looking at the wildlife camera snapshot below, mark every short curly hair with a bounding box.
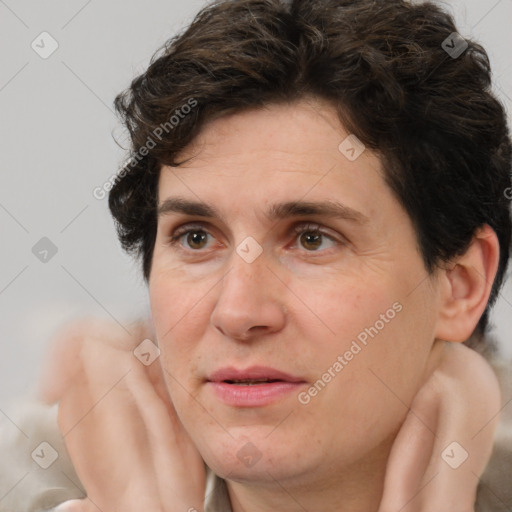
[108,0,512,338]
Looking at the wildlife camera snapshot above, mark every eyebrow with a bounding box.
[157,197,369,225]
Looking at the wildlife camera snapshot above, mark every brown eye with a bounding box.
[299,231,323,251]
[184,230,209,250]
[168,224,215,251]
[167,221,344,255]
[293,223,340,253]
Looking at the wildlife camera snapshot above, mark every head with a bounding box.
[108,0,511,488]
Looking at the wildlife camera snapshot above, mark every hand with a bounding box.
[38,316,206,512]
[378,340,502,512]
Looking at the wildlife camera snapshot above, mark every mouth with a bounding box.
[207,365,305,384]
[206,366,306,407]
[223,378,284,385]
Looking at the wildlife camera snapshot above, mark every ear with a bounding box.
[435,224,500,343]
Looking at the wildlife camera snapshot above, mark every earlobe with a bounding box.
[435,224,500,343]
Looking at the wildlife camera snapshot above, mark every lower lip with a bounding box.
[207,381,305,407]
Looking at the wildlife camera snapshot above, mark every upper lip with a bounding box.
[207,366,305,383]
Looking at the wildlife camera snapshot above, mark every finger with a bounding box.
[415,343,501,511]
[127,357,206,510]
[379,342,501,512]
[378,384,440,512]
[56,320,201,512]
[37,317,92,404]
[57,336,158,509]
[38,316,148,404]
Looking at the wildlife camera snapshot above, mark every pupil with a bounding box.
[302,232,321,250]
[189,231,207,248]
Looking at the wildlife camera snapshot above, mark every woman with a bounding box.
[1,0,511,510]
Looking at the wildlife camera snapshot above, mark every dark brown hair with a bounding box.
[108,0,512,337]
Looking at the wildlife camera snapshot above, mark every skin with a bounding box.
[147,96,483,511]
[43,97,501,512]
[43,316,501,512]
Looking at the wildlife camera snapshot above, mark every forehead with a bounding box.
[170,98,359,170]
[156,99,398,229]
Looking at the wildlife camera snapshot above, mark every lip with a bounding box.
[208,365,305,383]
[206,366,307,407]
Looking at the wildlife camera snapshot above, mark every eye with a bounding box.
[168,223,217,251]
[166,221,344,254]
[291,222,341,253]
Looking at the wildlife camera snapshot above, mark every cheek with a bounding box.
[320,296,435,444]
[148,277,196,390]
[298,275,400,358]
[297,277,432,426]
[149,266,211,341]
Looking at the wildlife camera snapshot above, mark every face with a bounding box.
[149,97,444,487]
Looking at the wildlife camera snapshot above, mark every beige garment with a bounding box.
[0,353,510,512]
[474,354,512,512]
[0,401,85,512]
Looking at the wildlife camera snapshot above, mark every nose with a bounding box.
[210,250,287,342]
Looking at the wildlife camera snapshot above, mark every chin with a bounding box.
[197,430,312,483]
[206,453,300,484]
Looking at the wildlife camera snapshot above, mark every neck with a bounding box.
[225,432,395,512]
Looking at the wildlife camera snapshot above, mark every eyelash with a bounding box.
[166,221,344,255]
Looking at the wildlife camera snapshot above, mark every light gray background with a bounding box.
[1,0,511,407]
